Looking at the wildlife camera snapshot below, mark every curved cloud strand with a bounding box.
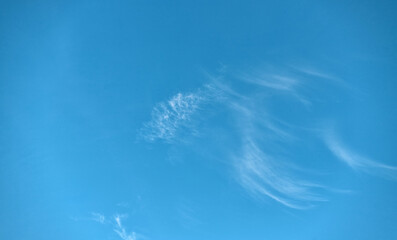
[324,131,397,179]
[235,139,326,209]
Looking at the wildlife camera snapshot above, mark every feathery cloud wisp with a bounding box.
[235,139,325,209]
[141,92,202,142]
[140,84,222,142]
[324,130,397,179]
[113,215,137,240]
[238,70,312,106]
[241,73,300,92]
[90,213,138,240]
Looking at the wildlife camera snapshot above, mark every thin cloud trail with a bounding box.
[237,70,312,106]
[241,74,299,91]
[292,66,339,81]
[324,130,397,179]
[289,65,363,97]
[229,97,326,209]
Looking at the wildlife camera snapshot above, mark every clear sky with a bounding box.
[1,0,397,239]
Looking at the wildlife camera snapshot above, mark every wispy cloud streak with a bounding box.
[324,131,397,179]
[235,138,325,209]
[90,213,138,240]
[226,89,326,209]
[238,70,311,106]
[293,66,338,81]
[241,73,299,92]
[113,215,137,240]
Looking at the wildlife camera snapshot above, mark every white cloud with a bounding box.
[242,73,299,92]
[139,67,328,209]
[235,138,325,209]
[140,84,222,142]
[141,92,202,142]
[293,66,338,81]
[238,70,311,106]
[90,213,139,240]
[139,65,392,209]
[324,130,397,179]
[113,215,137,240]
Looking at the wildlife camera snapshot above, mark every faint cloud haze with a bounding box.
[91,212,106,224]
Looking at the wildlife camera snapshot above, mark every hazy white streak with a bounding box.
[113,215,137,240]
[235,139,325,209]
[324,131,397,178]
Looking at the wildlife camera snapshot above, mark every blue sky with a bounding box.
[1,0,397,239]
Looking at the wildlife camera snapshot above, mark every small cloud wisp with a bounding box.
[324,131,397,179]
[114,215,137,240]
[140,84,222,142]
[90,213,138,240]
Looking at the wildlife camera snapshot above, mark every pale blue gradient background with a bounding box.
[1,1,397,239]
